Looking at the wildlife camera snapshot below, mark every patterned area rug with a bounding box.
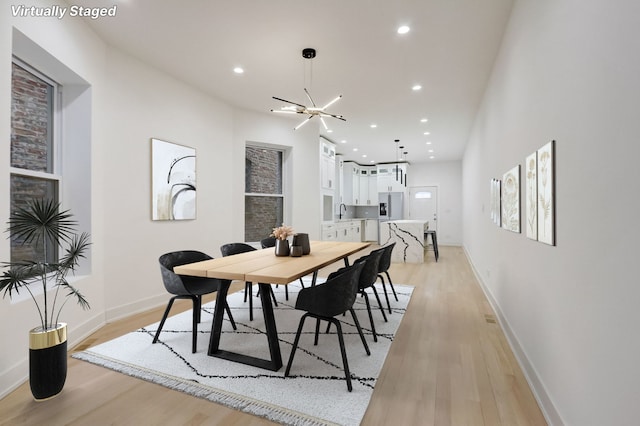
[73,279,413,426]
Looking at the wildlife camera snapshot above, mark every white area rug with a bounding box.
[73,279,413,426]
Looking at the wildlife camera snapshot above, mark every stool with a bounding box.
[424,230,439,262]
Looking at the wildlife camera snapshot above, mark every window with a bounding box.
[10,59,60,264]
[414,191,432,199]
[244,146,285,242]
[10,29,93,277]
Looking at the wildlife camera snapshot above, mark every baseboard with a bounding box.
[105,293,167,323]
[0,359,28,400]
[462,246,564,426]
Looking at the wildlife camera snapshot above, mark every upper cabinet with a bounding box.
[377,163,409,192]
[339,160,409,205]
[342,161,358,205]
[335,154,344,204]
[357,166,377,205]
[343,162,377,205]
[320,140,336,191]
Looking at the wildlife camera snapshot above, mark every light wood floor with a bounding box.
[0,246,547,425]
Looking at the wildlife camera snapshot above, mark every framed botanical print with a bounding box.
[537,140,555,245]
[525,151,538,240]
[501,165,520,233]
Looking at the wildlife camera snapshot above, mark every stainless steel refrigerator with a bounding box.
[379,192,404,220]
[378,192,404,242]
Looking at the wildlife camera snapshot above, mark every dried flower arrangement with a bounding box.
[271,224,294,241]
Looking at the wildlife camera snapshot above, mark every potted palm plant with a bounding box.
[0,198,91,400]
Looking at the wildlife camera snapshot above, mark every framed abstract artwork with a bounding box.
[537,140,555,245]
[525,151,538,240]
[501,165,520,233]
[151,138,196,220]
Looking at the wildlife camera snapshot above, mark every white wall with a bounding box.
[99,47,238,318]
[463,0,640,424]
[232,110,321,241]
[0,7,320,397]
[408,161,462,245]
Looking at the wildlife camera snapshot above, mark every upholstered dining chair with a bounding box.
[220,242,277,321]
[353,247,387,342]
[260,237,294,300]
[154,250,237,353]
[261,236,305,294]
[376,242,399,314]
[285,261,369,391]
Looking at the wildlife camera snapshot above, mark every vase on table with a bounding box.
[275,239,290,256]
[292,233,310,255]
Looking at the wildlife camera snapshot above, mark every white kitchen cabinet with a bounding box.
[342,162,359,205]
[358,168,369,205]
[335,220,362,242]
[364,219,378,241]
[354,166,377,205]
[377,163,408,193]
[335,155,344,204]
[320,140,336,191]
[368,168,378,204]
[352,166,360,204]
[321,223,337,241]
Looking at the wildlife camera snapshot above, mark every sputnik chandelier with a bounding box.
[271,48,346,130]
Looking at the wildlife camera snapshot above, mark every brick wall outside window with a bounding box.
[10,61,57,263]
[245,147,284,242]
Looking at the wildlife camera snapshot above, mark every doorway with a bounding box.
[408,186,438,232]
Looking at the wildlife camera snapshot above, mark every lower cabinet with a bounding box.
[321,223,337,240]
[337,221,361,242]
[322,221,363,242]
[364,219,378,242]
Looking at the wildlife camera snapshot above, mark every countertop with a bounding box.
[384,219,428,224]
[334,217,378,222]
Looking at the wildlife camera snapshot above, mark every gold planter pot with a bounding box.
[29,323,67,400]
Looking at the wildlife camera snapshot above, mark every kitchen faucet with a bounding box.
[339,203,347,220]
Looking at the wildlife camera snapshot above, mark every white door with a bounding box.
[409,186,438,232]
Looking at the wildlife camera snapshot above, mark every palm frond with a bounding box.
[3,198,91,330]
[58,232,91,272]
[8,199,78,246]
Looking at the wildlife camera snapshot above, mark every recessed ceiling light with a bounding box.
[426,141,432,145]
[397,25,410,34]
[327,129,333,133]
[370,124,377,128]
[429,155,435,159]
[233,67,244,74]
[353,148,358,152]
[412,84,422,91]
[420,118,428,123]
[362,154,367,158]
[424,132,430,135]
[428,149,434,153]
[341,140,347,144]
[370,160,375,163]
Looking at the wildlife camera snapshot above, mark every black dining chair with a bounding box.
[220,242,277,321]
[376,242,399,314]
[285,261,369,391]
[353,247,387,342]
[260,237,305,299]
[153,250,237,353]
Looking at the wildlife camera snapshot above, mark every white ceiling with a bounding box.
[74,0,514,164]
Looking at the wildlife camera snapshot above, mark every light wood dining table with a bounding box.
[173,240,370,371]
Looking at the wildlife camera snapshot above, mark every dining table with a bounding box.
[173,240,371,371]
